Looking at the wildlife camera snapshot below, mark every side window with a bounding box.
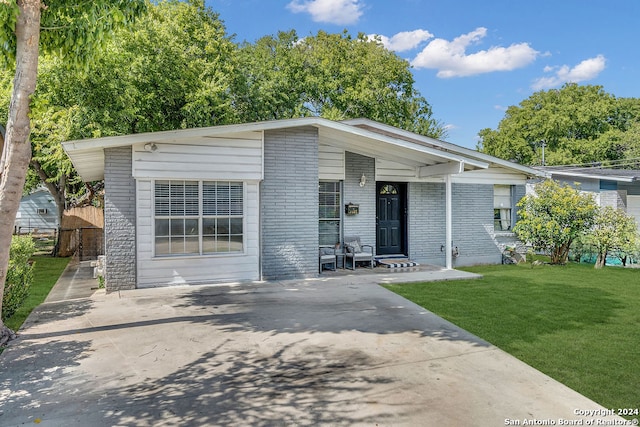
[319,181,341,246]
[494,185,513,231]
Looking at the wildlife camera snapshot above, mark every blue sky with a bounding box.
[206,0,640,149]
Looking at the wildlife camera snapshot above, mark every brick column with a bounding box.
[104,147,136,290]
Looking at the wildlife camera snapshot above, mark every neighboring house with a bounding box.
[62,118,543,291]
[16,187,59,234]
[535,166,640,230]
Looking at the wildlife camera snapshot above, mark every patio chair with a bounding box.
[343,236,374,270]
[319,246,337,273]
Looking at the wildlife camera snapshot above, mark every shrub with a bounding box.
[514,180,598,264]
[3,235,36,321]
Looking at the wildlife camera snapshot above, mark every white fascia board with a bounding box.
[548,170,635,183]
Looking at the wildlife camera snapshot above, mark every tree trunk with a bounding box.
[0,0,42,344]
[595,250,607,269]
[0,125,5,174]
[550,241,571,264]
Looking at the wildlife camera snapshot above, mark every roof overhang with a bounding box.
[543,169,637,183]
[342,118,546,178]
[63,117,542,182]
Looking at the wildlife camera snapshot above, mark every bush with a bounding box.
[3,235,36,321]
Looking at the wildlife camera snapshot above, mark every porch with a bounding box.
[317,262,481,284]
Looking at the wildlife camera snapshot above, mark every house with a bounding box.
[62,118,543,291]
[15,187,59,235]
[535,166,640,229]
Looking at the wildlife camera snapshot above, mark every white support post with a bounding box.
[445,174,453,270]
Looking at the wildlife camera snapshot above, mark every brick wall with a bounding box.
[261,127,319,279]
[409,182,503,266]
[104,147,137,291]
[408,182,446,265]
[452,183,502,266]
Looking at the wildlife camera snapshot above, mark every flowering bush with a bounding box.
[514,180,598,264]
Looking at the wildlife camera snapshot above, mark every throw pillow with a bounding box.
[349,241,362,253]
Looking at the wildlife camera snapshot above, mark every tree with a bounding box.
[478,84,640,166]
[0,0,145,344]
[513,180,598,264]
[0,0,236,244]
[234,30,446,139]
[584,206,638,268]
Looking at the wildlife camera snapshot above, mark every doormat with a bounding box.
[377,259,419,268]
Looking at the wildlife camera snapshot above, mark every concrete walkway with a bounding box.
[0,263,624,426]
[44,259,102,303]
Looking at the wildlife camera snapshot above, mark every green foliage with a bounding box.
[234,30,446,139]
[3,235,36,321]
[0,1,19,67]
[581,206,639,268]
[5,255,70,331]
[0,0,146,69]
[7,5,450,209]
[32,0,237,139]
[0,0,237,207]
[478,83,640,166]
[513,180,598,264]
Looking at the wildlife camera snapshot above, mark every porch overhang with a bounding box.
[418,161,465,178]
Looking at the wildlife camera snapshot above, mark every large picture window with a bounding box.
[319,181,341,246]
[155,180,243,256]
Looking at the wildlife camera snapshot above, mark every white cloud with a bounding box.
[410,27,539,78]
[369,30,433,52]
[287,0,364,25]
[531,55,606,90]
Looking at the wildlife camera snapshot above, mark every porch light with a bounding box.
[144,142,158,152]
[359,173,367,187]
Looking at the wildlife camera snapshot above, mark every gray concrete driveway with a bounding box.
[0,271,621,426]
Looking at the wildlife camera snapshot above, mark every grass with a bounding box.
[384,262,640,414]
[4,255,70,332]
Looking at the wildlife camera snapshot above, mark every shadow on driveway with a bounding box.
[0,280,618,426]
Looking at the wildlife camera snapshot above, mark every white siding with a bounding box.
[452,167,528,185]
[376,159,417,181]
[627,195,640,232]
[136,180,260,287]
[319,144,344,180]
[132,132,263,181]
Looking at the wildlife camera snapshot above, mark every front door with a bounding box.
[376,182,406,255]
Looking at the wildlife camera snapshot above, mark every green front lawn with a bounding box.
[384,262,640,413]
[4,255,70,332]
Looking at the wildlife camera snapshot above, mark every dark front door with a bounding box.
[376,182,406,255]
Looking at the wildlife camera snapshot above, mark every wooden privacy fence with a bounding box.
[58,206,105,260]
